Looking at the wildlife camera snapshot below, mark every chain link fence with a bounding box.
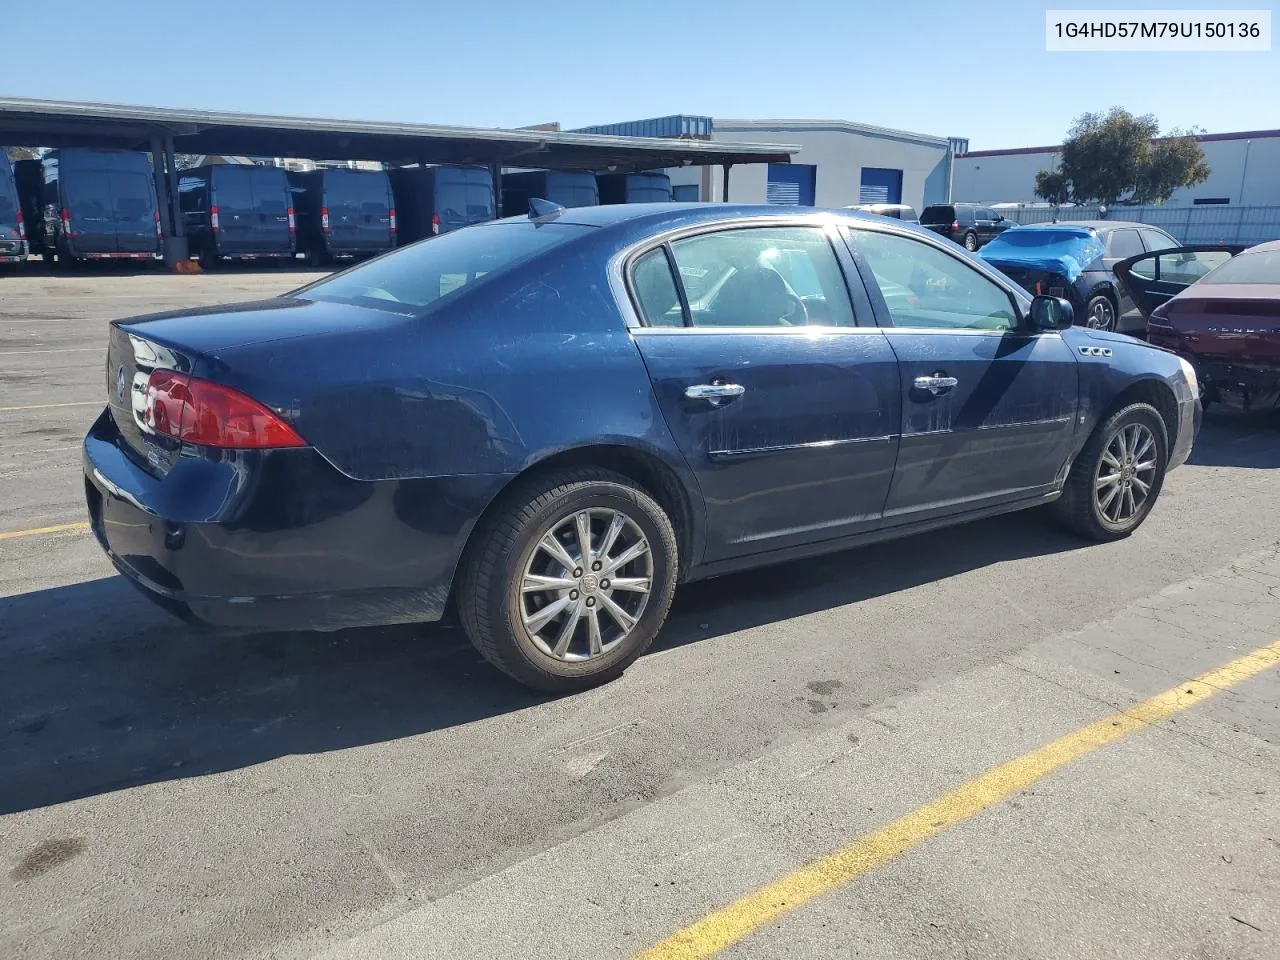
[995,204,1280,246]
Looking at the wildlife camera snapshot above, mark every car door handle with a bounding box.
[685,383,746,401]
[913,375,959,395]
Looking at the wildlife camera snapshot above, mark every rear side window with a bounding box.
[295,221,586,313]
[666,226,856,328]
[920,205,954,224]
[631,249,684,327]
[1108,229,1144,259]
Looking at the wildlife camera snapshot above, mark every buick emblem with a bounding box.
[115,365,128,403]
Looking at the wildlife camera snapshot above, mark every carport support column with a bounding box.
[489,160,502,214]
[162,135,187,267]
[721,163,732,202]
[150,135,172,239]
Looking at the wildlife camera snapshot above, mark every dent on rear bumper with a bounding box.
[83,409,509,631]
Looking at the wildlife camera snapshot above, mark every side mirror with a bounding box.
[1029,295,1074,331]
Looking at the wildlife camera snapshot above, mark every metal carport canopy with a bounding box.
[0,98,797,171]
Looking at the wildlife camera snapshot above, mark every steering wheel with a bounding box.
[779,293,809,326]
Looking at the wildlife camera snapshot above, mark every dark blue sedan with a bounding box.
[84,203,1200,691]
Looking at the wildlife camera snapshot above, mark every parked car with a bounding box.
[919,203,1012,250]
[178,165,296,267]
[502,170,599,216]
[0,151,28,265]
[289,168,395,266]
[980,221,1181,333]
[597,172,672,204]
[22,149,161,266]
[848,203,919,224]
[83,203,1199,692]
[1115,241,1276,411]
[389,165,495,242]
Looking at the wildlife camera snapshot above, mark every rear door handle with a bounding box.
[685,383,746,402]
[913,375,958,396]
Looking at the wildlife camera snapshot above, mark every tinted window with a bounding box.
[848,228,1018,331]
[920,205,955,224]
[253,173,288,216]
[668,227,855,328]
[900,207,919,222]
[213,169,254,211]
[977,208,996,220]
[111,173,154,222]
[1136,250,1235,284]
[1108,229,1144,259]
[1140,229,1177,252]
[1200,249,1280,284]
[296,221,586,313]
[437,175,494,228]
[65,172,111,220]
[631,249,684,327]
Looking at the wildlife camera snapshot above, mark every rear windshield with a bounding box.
[294,221,589,314]
[327,172,388,215]
[1202,249,1280,285]
[112,173,155,221]
[214,169,254,211]
[920,205,956,223]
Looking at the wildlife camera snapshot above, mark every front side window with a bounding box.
[1108,229,1144,259]
[848,228,1019,331]
[1140,229,1178,252]
[665,226,856,327]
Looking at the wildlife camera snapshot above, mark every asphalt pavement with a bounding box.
[1,268,1278,960]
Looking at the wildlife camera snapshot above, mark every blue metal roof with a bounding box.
[571,116,714,140]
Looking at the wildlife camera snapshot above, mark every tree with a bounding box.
[5,146,40,161]
[174,153,204,170]
[1034,107,1210,206]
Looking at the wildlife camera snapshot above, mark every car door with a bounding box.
[844,225,1079,522]
[213,167,255,255]
[974,208,998,244]
[628,223,902,562]
[1113,246,1243,320]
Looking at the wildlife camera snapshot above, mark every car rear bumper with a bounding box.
[83,407,507,632]
[1198,360,1280,412]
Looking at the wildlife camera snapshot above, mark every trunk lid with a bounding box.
[1168,286,1280,365]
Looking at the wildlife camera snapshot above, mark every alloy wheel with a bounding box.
[1088,298,1115,330]
[519,507,653,662]
[1095,423,1158,524]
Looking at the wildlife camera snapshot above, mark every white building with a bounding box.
[953,129,1280,207]
[575,116,963,212]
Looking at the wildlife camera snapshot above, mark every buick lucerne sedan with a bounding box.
[84,203,1200,691]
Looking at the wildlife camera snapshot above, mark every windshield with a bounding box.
[1201,249,1280,285]
[294,221,589,313]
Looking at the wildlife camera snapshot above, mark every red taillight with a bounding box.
[210,205,220,233]
[154,208,162,240]
[388,207,396,235]
[143,371,305,449]
[320,206,330,234]
[15,208,24,240]
[287,206,296,233]
[1034,280,1043,296]
[61,207,72,236]
[952,220,960,231]
[431,213,440,236]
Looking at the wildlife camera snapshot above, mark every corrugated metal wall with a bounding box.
[766,164,816,205]
[571,116,713,139]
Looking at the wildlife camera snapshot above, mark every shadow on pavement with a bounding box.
[0,510,1083,815]
[1186,407,1280,469]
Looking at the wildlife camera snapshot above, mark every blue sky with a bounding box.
[3,0,1276,150]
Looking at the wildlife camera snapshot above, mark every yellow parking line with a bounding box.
[635,639,1280,960]
[0,521,91,540]
[0,401,100,413]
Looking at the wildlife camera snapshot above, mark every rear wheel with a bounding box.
[1052,402,1168,541]
[963,232,979,251]
[305,245,329,269]
[457,468,678,692]
[198,246,217,271]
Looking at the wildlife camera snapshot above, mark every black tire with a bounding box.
[1052,402,1169,541]
[199,246,217,271]
[305,245,328,269]
[1086,293,1117,331]
[457,468,678,692]
[963,232,979,251]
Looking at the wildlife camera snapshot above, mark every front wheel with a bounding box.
[963,232,979,251]
[1052,402,1168,541]
[1086,293,1117,331]
[457,468,679,692]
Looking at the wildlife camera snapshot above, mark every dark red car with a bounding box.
[1116,240,1280,411]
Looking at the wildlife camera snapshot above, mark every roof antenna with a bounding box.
[528,197,565,223]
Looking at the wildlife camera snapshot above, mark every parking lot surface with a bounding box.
[2,269,1279,960]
